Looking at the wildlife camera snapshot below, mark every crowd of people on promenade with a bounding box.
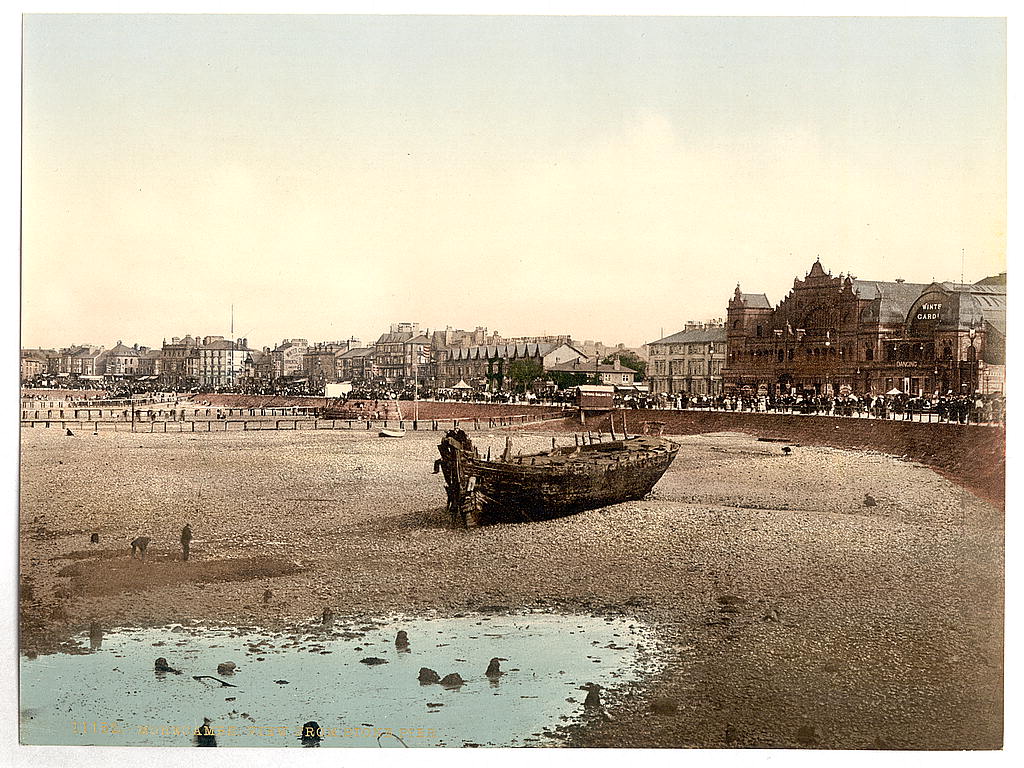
[335,384,1003,424]
[343,384,566,405]
[615,391,1006,425]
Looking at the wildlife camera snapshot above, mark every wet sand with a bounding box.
[19,426,1003,749]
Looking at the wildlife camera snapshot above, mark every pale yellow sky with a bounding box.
[20,15,1006,350]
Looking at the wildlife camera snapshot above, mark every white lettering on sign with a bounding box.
[915,302,942,321]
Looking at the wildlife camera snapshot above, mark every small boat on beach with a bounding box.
[435,428,679,526]
[379,429,406,438]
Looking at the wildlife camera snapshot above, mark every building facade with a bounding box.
[198,338,251,388]
[104,342,146,378]
[303,342,346,390]
[373,324,431,385]
[723,260,1006,397]
[20,350,51,381]
[337,347,376,383]
[159,335,200,388]
[21,348,61,381]
[271,339,309,380]
[647,323,727,396]
[429,326,497,351]
[137,349,162,377]
[58,345,105,377]
[547,357,639,388]
[243,349,273,388]
[438,342,586,389]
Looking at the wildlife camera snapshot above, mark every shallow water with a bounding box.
[20,612,657,748]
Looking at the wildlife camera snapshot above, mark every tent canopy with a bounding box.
[452,380,473,390]
[885,388,903,395]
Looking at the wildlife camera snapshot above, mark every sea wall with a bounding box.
[572,409,1005,508]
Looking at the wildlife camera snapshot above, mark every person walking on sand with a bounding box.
[180,523,192,561]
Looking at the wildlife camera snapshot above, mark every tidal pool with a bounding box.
[20,612,658,748]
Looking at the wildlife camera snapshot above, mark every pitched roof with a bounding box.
[339,347,374,359]
[554,343,588,358]
[445,342,556,361]
[375,331,413,345]
[274,340,308,352]
[546,359,635,375]
[202,339,238,350]
[974,272,1006,286]
[648,327,727,345]
[108,342,140,357]
[71,346,104,358]
[740,293,772,309]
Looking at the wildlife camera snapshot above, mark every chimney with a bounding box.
[614,357,621,371]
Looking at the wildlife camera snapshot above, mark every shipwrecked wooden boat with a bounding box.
[435,428,679,526]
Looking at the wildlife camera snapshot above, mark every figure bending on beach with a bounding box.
[130,537,150,559]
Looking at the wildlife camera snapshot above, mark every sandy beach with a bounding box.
[19,424,1003,749]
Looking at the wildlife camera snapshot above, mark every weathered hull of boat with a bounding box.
[468,453,676,523]
[436,430,678,526]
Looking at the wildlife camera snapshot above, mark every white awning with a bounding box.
[577,385,615,394]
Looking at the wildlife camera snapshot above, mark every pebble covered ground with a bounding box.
[19,426,1003,749]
